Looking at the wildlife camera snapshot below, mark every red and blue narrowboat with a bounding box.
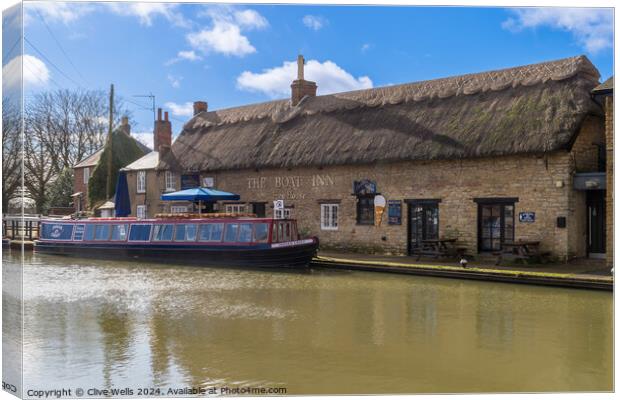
[34,216,319,269]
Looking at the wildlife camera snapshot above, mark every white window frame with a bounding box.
[164,171,176,192]
[320,204,339,230]
[275,208,291,219]
[83,168,90,184]
[137,171,146,193]
[225,204,246,213]
[136,205,147,219]
[170,205,188,214]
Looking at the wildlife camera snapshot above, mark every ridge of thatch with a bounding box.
[161,55,603,172]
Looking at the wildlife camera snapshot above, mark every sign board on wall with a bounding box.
[519,212,535,223]
[273,200,284,210]
[353,179,377,195]
[388,200,402,225]
[202,177,214,188]
[181,174,200,189]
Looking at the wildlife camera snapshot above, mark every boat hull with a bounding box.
[33,240,319,269]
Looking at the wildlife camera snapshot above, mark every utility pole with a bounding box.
[106,83,114,199]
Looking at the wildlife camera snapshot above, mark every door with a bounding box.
[251,202,266,218]
[408,202,439,255]
[587,190,606,257]
[478,203,514,252]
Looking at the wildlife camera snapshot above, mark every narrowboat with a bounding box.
[34,216,319,269]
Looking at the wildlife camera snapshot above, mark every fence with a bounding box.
[3,215,41,241]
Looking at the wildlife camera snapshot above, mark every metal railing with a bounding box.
[3,214,41,241]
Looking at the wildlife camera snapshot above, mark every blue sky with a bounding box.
[3,2,614,147]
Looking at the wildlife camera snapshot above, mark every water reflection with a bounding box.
[12,252,612,394]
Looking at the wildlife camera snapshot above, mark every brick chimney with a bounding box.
[119,116,130,135]
[290,55,317,106]
[153,108,172,152]
[193,101,208,115]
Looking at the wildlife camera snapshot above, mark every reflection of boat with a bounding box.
[34,216,319,268]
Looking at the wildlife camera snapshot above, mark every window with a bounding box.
[199,223,224,241]
[356,195,375,225]
[225,204,246,213]
[137,205,147,219]
[153,224,174,241]
[174,224,197,242]
[84,224,96,241]
[128,224,152,241]
[83,168,90,184]
[274,208,291,219]
[224,223,239,242]
[251,203,266,218]
[477,200,516,252]
[170,205,188,214]
[238,223,253,242]
[111,224,128,241]
[254,223,269,242]
[94,225,110,240]
[321,204,339,230]
[165,171,176,192]
[137,171,146,193]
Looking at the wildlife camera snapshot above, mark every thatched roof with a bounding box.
[161,55,603,172]
[592,76,613,94]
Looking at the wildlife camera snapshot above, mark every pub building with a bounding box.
[122,55,612,262]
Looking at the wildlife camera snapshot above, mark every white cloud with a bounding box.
[24,2,94,25]
[233,9,268,30]
[302,15,327,30]
[236,59,373,98]
[3,54,50,91]
[165,50,203,66]
[106,3,191,28]
[165,101,194,117]
[502,8,613,53]
[167,74,183,89]
[187,21,256,57]
[361,43,372,53]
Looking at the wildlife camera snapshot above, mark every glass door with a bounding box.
[408,202,439,254]
[478,203,514,252]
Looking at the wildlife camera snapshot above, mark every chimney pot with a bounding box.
[157,108,162,121]
[193,101,208,116]
[164,111,169,121]
[121,116,128,126]
[290,54,317,106]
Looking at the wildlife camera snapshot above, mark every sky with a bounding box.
[2,1,615,148]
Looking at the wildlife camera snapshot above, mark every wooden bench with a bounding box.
[495,241,549,265]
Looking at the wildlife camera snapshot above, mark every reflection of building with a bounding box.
[126,55,609,261]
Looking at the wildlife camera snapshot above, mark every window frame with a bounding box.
[274,208,291,220]
[164,170,176,192]
[137,170,146,193]
[83,168,90,184]
[225,204,246,214]
[475,198,518,252]
[198,223,224,242]
[136,205,147,219]
[356,194,375,225]
[320,203,339,230]
[128,224,153,242]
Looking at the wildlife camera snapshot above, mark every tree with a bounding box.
[46,167,74,209]
[2,98,22,213]
[23,89,133,213]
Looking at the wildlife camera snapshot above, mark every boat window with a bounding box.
[110,224,128,241]
[224,223,239,242]
[84,224,96,241]
[40,223,74,240]
[129,224,152,241]
[278,223,284,243]
[291,222,299,240]
[254,223,269,242]
[174,224,197,242]
[271,223,278,243]
[94,225,110,241]
[283,222,291,242]
[199,223,224,241]
[238,223,253,242]
[153,224,174,241]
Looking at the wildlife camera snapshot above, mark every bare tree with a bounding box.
[2,98,22,213]
[23,89,133,213]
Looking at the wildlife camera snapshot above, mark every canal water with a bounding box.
[4,250,613,395]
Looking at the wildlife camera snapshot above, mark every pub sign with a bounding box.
[353,179,377,195]
[519,212,535,223]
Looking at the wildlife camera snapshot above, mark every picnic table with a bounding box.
[494,240,549,265]
[411,238,467,261]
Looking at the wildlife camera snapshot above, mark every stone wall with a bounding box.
[605,96,614,268]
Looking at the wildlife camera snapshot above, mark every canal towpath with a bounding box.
[311,251,613,291]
